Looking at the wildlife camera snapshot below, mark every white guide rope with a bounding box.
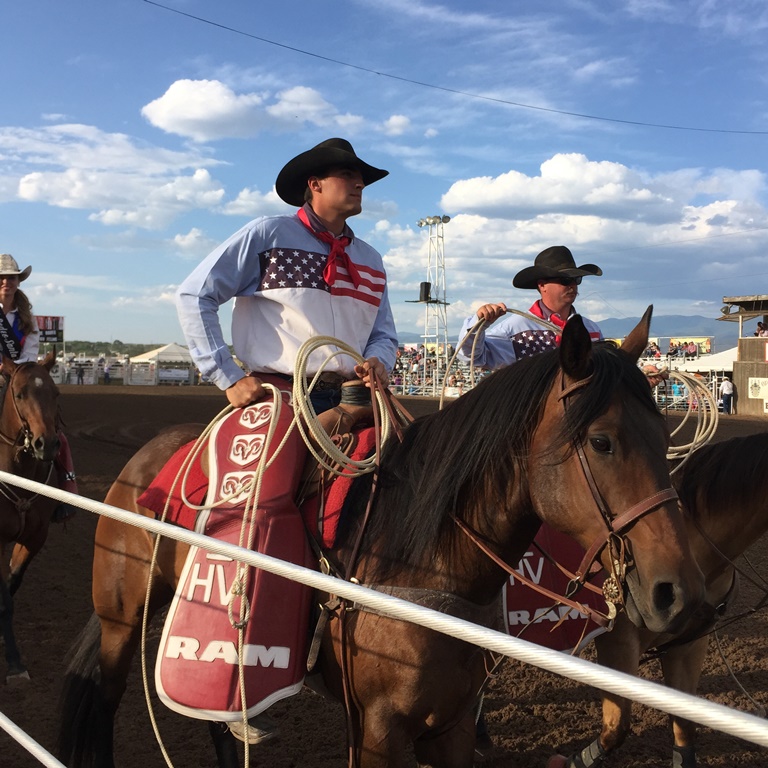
[1,472,767,752]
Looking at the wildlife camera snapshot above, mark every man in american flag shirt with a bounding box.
[457,245,603,369]
[174,138,397,745]
[177,137,397,407]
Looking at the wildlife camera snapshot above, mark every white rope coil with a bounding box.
[291,336,392,476]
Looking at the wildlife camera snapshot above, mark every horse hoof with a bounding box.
[6,669,31,684]
[546,756,568,768]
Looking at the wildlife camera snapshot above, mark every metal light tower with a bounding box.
[415,215,451,395]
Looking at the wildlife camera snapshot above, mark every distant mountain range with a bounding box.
[399,315,742,354]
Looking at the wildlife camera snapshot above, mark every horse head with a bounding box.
[530,306,704,635]
[1,351,61,463]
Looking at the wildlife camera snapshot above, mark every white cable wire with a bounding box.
[2,471,768,751]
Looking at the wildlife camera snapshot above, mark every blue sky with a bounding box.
[3,0,768,345]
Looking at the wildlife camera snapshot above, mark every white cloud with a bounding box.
[112,285,180,307]
[221,187,290,217]
[382,115,411,136]
[142,80,266,142]
[142,81,369,141]
[171,228,219,259]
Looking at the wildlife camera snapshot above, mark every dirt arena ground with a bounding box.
[1,385,766,767]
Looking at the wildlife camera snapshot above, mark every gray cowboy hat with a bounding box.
[275,138,389,207]
[513,246,602,290]
[0,254,32,281]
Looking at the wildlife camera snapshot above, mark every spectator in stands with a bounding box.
[755,322,768,337]
[685,340,698,358]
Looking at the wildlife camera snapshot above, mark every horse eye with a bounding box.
[589,435,612,453]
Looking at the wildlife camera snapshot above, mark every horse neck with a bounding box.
[0,382,23,470]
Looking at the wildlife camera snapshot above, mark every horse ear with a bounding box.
[620,305,653,363]
[2,355,16,374]
[559,314,593,380]
[42,350,56,370]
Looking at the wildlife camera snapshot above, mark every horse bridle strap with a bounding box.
[573,486,679,579]
[453,517,612,629]
[559,372,680,582]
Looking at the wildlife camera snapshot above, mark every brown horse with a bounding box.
[550,431,768,768]
[0,352,62,681]
[58,311,705,768]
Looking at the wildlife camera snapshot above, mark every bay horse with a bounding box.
[58,311,705,768]
[0,352,62,681]
[550,430,768,768]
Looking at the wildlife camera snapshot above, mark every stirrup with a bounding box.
[226,713,279,745]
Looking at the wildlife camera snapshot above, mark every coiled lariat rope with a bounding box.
[138,336,395,767]
[660,369,719,474]
[292,336,395,473]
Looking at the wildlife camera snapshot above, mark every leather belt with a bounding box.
[270,371,347,391]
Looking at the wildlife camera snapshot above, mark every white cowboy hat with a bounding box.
[0,254,32,281]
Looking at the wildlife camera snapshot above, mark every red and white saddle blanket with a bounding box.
[138,381,376,723]
[150,383,315,722]
[504,525,609,652]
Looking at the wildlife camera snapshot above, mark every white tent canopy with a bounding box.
[130,343,193,364]
[670,347,737,373]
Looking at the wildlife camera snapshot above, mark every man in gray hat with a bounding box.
[457,245,603,369]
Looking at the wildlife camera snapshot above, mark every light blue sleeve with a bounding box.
[456,314,517,371]
[362,282,398,373]
[176,222,264,390]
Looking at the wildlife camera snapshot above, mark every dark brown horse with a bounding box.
[58,312,705,768]
[0,352,61,681]
[550,430,768,768]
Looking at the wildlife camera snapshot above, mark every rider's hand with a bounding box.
[226,373,266,407]
[476,303,507,324]
[642,364,669,388]
[354,356,389,388]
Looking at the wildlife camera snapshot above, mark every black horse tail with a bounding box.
[57,613,114,768]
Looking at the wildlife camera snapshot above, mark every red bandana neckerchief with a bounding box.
[529,300,571,344]
[297,205,361,288]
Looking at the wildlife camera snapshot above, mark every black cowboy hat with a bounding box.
[275,138,389,207]
[512,245,602,290]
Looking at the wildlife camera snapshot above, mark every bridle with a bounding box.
[0,364,42,456]
[457,371,679,628]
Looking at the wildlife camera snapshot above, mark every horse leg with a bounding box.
[549,622,644,767]
[8,540,40,596]
[413,714,476,768]
[0,573,28,680]
[660,635,710,768]
[350,703,412,768]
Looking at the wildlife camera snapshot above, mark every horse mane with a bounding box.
[345,342,660,577]
[676,432,768,520]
